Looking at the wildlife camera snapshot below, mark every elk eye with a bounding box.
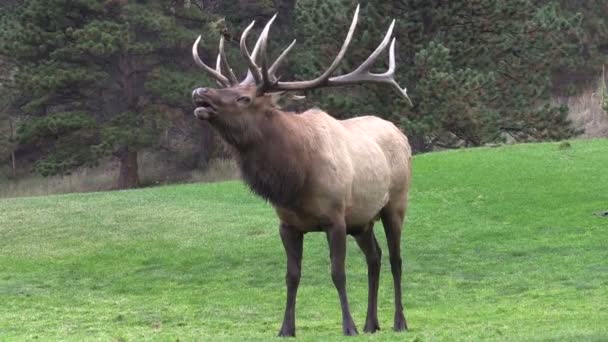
[237,96,251,104]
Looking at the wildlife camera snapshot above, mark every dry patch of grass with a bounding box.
[0,162,117,198]
[0,154,240,198]
[554,77,608,138]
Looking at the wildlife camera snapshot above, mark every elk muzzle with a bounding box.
[192,87,217,120]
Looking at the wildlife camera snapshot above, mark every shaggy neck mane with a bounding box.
[218,108,309,208]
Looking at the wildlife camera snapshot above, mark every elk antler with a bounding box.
[193,20,289,88]
[239,19,265,85]
[193,35,231,87]
[217,36,239,86]
[239,14,297,86]
[193,34,242,87]
[193,4,412,105]
[253,4,412,105]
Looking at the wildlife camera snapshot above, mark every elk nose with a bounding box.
[192,87,208,99]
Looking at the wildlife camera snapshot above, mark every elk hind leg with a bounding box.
[381,205,408,331]
[354,223,382,333]
[326,217,358,336]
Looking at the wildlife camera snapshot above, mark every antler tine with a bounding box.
[328,21,412,105]
[192,35,231,88]
[334,19,395,79]
[385,38,412,106]
[386,38,413,106]
[214,53,225,87]
[240,21,263,85]
[250,16,271,63]
[268,39,297,81]
[218,36,239,85]
[272,4,360,91]
[258,14,279,91]
[241,27,268,85]
[241,14,278,87]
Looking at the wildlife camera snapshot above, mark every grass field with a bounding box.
[1,140,607,341]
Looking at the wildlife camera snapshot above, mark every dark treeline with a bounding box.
[0,0,607,189]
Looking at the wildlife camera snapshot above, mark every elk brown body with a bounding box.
[191,5,412,336]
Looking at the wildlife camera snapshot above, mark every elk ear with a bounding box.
[267,91,286,107]
[267,91,306,107]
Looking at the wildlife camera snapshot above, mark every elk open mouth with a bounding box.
[194,100,217,119]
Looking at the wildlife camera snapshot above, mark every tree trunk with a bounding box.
[115,51,141,190]
[10,150,15,178]
[197,120,216,169]
[409,134,431,154]
[117,149,139,189]
[9,116,16,177]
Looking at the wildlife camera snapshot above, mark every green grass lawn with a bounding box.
[1,140,607,341]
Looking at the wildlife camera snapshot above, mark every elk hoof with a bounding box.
[343,323,358,336]
[278,326,295,337]
[363,321,380,333]
[394,314,408,331]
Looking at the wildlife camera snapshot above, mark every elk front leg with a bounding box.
[326,219,358,336]
[354,225,382,333]
[278,223,303,337]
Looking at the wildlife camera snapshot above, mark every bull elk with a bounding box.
[191,5,412,336]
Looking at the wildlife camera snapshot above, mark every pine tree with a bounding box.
[554,0,608,83]
[0,6,18,177]
[0,0,219,188]
[1,0,603,184]
[292,0,583,151]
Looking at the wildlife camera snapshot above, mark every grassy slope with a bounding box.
[1,140,607,341]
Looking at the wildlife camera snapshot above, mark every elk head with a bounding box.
[191,4,412,131]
